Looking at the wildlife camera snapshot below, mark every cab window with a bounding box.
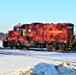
[22,29,28,36]
[67,26,72,29]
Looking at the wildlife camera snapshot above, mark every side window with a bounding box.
[67,26,72,29]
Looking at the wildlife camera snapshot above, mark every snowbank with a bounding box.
[1,62,76,75]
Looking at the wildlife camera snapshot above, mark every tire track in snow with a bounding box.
[0,51,76,64]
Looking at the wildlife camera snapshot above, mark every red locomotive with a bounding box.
[3,22,76,51]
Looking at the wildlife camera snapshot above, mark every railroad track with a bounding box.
[0,47,75,53]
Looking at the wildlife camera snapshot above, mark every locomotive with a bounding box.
[2,22,76,52]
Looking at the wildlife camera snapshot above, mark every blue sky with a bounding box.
[0,0,76,33]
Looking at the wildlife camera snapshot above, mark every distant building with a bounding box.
[0,32,5,40]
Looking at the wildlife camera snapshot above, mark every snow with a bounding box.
[0,41,3,48]
[1,62,76,75]
[0,41,76,75]
[0,49,76,63]
[30,62,76,75]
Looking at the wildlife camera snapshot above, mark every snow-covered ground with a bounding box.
[0,41,76,75]
[0,41,3,48]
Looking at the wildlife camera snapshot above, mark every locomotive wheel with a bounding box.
[37,45,40,48]
[46,44,53,52]
[52,47,57,51]
[60,43,66,52]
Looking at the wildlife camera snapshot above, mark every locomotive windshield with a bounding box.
[14,27,20,32]
[15,27,20,31]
